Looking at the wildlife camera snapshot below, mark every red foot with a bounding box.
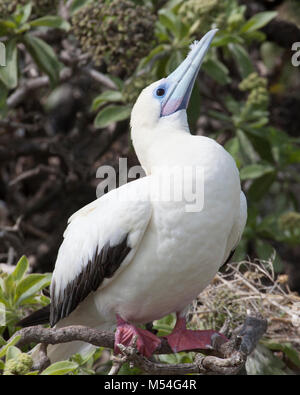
[114,315,161,358]
[165,315,228,353]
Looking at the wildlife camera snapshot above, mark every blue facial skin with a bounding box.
[156,29,218,118]
[153,82,168,100]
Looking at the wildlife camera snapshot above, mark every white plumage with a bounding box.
[35,30,247,361]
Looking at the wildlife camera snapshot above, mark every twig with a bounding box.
[21,222,49,240]
[83,68,118,90]
[7,68,72,108]
[117,343,201,374]
[108,354,127,375]
[9,165,61,187]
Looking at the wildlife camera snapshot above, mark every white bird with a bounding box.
[21,29,247,361]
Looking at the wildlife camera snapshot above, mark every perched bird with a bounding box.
[21,29,247,361]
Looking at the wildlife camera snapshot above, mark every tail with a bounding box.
[18,305,50,327]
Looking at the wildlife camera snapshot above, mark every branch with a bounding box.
[9,164,61,187]
[12,325,174,354]
[7,314,267,375]
[83,68,118,90]
[7,68,72,109]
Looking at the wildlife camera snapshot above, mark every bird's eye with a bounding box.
[156,88,165,97]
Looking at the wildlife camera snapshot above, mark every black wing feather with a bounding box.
[50,233,131,327]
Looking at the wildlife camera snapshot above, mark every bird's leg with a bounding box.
[165,313,228,353]
[114,315,161,358]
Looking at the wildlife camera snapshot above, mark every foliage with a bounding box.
[0,1,69,114]
[71,0,156,77]
[0,0,59,19]
[0,256,51,337]
[0,257,299,375]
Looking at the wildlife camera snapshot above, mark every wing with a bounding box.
[222,191,247,266]
[50,177,152,327]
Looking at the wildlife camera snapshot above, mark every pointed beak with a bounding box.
[161,29,218,117]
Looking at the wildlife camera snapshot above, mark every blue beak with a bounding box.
[161,29,218,117]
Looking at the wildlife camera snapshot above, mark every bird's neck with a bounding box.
[132,111,191,174]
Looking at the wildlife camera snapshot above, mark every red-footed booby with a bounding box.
[20,29,247,361]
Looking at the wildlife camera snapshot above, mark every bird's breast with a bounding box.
[94,140,241,324]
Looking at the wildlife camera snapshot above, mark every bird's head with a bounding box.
[131,29,218,133]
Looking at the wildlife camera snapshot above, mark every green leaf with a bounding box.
[153,313,176,336]
[248,172,276,202]
[209,110,232,123]
[0,38,18,89]
[0,288,8,307]
[23,34,62,86]
[15,273,51,305]
[0,20,17,35]
[165,0,184,11]
[203,58,231,85]
[109,75,124,91]
[4,273,15,304]
[241,11,277,33]
[158,9,180,38]
[0,335,21,358]
[14,3,32,26]
[240,163,275,180]
[11,256,28,282]
[237,129,258,163]
[212,33,243,47]
[263,342,300,368]
[228,43,254,78]
[41,361,78,375]
[165,50,184,74]
[91,91,123,111]
[187,82,201,131]
[71,349,96,366]
[288,149,300,164]
[6,345,21,361]
[246,343,287,375]
[0,81,8,115]
[30,16,70,31]
[69,0,92,15]
[225,137,241,166]
[242,127,274,163]
[94,104,132,129]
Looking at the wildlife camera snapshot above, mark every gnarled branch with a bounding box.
[6,314,267,375]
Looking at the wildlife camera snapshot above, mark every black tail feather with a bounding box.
[18,304,50,327]
[220,249,236,269]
